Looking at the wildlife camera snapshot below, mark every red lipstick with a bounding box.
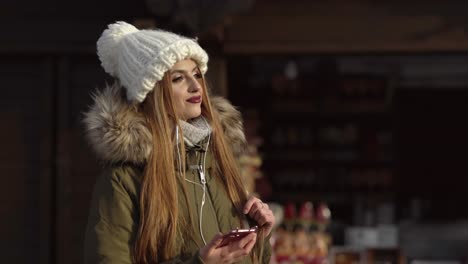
[187,96,202,103]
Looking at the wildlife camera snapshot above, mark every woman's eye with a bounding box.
[172,76,183,83]
[194,73,202,79]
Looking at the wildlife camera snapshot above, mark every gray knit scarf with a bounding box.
[179,116,212,147]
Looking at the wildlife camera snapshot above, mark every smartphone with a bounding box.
[217,226,258,248]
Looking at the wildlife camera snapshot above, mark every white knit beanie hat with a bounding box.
[97,21,209,103]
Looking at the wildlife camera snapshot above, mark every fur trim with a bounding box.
[83,84,152,164]
[83,83,246,164]
[210,97,246,157]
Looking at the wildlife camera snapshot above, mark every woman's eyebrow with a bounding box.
[171,66,199,74]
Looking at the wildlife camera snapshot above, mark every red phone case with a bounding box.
[217,226,258,247]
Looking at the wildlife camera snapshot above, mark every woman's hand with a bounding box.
[199,232,257,264]
[243,197,275,237]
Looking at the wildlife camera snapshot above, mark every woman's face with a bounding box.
[170,59,204,121]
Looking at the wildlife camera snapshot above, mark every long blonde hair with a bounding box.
[133,71,264,264]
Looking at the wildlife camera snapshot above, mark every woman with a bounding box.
[83,21,275,264]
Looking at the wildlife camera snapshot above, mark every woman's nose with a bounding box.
[188,77,201,92]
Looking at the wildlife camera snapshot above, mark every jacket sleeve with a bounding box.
[160,252,205,264]
[84,167,139,264]
[84,167,206,264]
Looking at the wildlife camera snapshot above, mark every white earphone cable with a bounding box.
[198,127,210,245]
[176,117,211,245]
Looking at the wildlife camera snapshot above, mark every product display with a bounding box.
[271,202,332,264]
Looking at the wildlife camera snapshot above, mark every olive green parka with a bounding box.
[83,84,271,264]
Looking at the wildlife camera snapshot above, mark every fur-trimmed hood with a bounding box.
[83,83,246,164]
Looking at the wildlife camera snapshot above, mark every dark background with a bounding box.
[2,0,468,263]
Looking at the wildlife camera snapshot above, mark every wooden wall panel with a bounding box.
[224,0,468,53]
[54,55,107,264]
[0,56,54,263]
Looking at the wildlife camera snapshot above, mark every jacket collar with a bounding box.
[83,83,246,164]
